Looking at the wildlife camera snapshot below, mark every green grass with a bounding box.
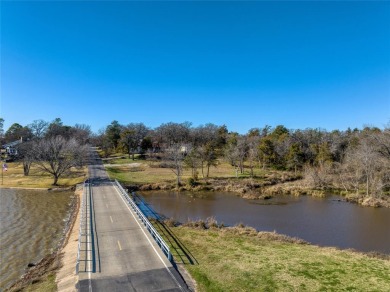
[17,273,57,292]
[167,226,390,292]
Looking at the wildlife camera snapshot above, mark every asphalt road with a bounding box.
[78,150,188,291]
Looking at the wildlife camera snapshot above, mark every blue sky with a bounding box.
[1,1,389,133]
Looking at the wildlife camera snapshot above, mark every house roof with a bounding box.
[2,140,22,149]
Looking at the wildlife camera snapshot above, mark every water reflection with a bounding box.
[141,191,390,254]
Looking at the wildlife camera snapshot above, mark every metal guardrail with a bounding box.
[76,181,94,274]
[76,182,87,273]
[114,180,173,262]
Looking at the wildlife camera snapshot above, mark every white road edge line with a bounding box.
[113,184,184,291]
[87,184,92,292]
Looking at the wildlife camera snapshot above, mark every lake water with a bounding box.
[140,191,390,254]
[0,189,73,289]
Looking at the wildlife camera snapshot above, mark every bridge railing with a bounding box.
[76,180,94,274]
[114,180,173,262]
[76,181,87,273]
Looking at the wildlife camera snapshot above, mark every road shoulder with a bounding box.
[55,185,82,292]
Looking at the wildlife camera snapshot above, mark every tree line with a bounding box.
[0,118,89,185]
[1,118,389,197]
[95,120,390,197]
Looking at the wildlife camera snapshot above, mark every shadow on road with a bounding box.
[133,193,198,266]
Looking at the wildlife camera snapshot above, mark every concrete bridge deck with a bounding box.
[78,151,188,291]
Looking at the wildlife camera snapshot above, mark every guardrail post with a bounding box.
[114,180,173,263]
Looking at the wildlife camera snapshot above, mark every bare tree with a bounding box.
[16,141,35,176]
[372,127,390,161]
[166,143,186,186]
[234,136,248,174]
[72,124,92,144]
[33,136,87,185]
[304,164,331,189]
[154,122,191,148]
[247,136,260,177]
[198,143,218,178]
[344,138,386,197]
[184,145,201,179]
[191,124,219,147]
[28,119,49,139]
[224,142,238,167]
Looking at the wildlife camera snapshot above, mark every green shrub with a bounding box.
[187,177,198,187]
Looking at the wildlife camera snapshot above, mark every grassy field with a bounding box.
[0,162,87,188]
[103,153,277,186]
[166,226,390,292]
[105,151,390,291]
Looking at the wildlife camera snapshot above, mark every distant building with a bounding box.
[2,138,23,156]
[180,145,190,154]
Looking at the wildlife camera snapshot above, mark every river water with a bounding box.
[140,191,390,254]
[0,189,74,289]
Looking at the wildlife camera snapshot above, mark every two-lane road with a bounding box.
[78,151,188,291]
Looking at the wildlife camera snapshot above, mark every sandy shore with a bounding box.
[55,185,82,291]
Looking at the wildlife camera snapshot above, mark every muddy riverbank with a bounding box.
[125,176,390,208]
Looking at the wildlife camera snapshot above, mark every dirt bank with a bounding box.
[125,176,390,208]
[55,185,82,291]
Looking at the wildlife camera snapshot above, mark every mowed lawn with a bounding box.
[104,155,274,186]
[0,162,87,188]
[171,226,390,292]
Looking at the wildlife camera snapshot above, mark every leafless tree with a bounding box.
[72,124,92,145]
[372,126,390,161]
[224,141,238,167]
[166,143,186,186]
[33,136,87,185]
[304,164,332,189]
[184,145,201,179]
[198,143,218,178]
[154,122,191,148]
[16,141,35,176]
[28,119,49,139]
[191,124,219,147]
[234,136,248,174]
[247,136,260,177]
[344,137,387,197]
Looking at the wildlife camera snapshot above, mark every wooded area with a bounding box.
[1,118,389,197]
